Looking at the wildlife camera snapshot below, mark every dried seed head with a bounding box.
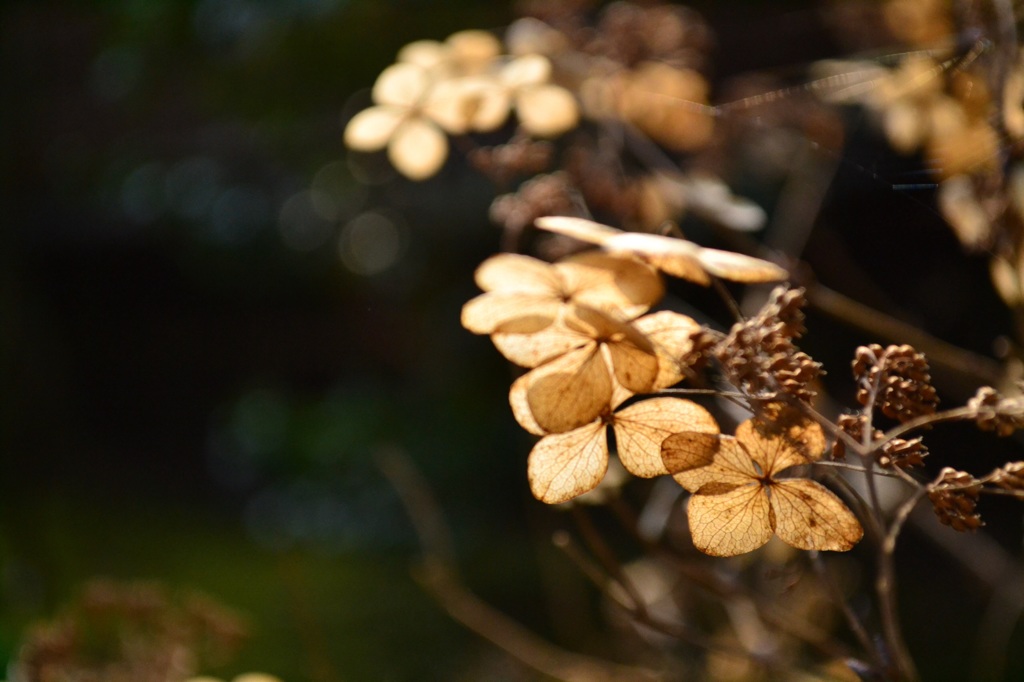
[968,386,1024,437]
[832,413,869,461]
[469,136,554,185]
[716,286,822,403]
[490,173,581,234]
[852,344,938,422]
[879,436,928,469]
[991,461,1024,490]
[928,467,983,532]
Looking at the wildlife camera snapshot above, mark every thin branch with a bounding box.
[376,449,663,682]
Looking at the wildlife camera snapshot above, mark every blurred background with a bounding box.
[4,0,1023,680]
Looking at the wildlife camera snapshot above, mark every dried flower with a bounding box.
[666,416,863,556]
[527,397,718,503]
[534,216,788,284]
[990,461,1024,491]
[461,252,663,336]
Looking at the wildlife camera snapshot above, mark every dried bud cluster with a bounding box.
[489,173,580,234]
[991,461,1024,491]
[831,412,928,467]
[968,386,1024,437]
[716,287,822,402]
[852,344,938,422]
[928,467,983,532]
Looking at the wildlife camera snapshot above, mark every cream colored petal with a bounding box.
[633,311,702,388]
[695,248,788,283]
[938,176,992,249]
[556,252,664,320]
[736,417,826,476]
[460,292,560,335]
[344,106,406,151]
[604,232,709,284]
[770,479,863,551]
[509,372,547,435]
[372,62,431,108]
[671,436,756,492]
[688,483,773,557]
[534,215,621,245]
[613,397,717,478]
[474,253,562,293]
[516,84,579,137]
[528,421,608,503]
[492,322,587,368]
[526,345,613,433]
[397,40,449,69]
[446,29,502,68]
[502,54,552,88]
[388,118,448,180]
[604,334,659,394]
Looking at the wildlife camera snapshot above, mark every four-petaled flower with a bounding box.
[665,417,863,557]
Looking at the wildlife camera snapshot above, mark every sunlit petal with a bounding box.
[388,119,448,180]
[688,483,773,557]
[344,106,406,151]
[770,479,863,551]
[528,421,608,503]
[613,397,715,478]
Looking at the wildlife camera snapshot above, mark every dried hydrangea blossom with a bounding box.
[343,62,456,180]
[534,216,788,284]
[527,397,719,504]
[666,417,863,557]
[501,305,660,433]
[461,252,663,336]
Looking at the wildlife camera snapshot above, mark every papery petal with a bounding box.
[604,232,709,284]
[528,421,608,504]
[373,63,431,108]
[517,84,580,137]
[633,311,702,388]
[613,397,715,478]
[461,292,559,335]
[344,106,406,151]
[526,345,612,433]
[695,247,788,283]
[492,322,587,368]
[502,54,552,88]
[736,418,826,476]
[509,372,547,436]
[389,118,448,180]
[534,216,621,245]
[474,253,562,294]
[688,483,773,557]
[555,252,664,320]
[670,437,756,492]
[770,479,863,551]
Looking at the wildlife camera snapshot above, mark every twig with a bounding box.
[376,448,663,682]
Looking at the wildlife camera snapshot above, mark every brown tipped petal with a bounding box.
[613,398,717,478]
[528,422,608,504]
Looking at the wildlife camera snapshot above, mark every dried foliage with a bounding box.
[345,1,1024,680]
[11,580,247,682]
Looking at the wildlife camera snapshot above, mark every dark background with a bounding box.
[3,1,1022,680]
